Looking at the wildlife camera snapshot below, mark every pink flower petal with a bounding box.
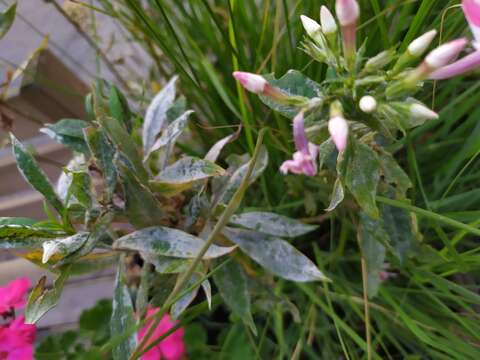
[0,278,30,314]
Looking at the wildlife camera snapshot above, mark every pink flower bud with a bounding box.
[463,0,480,49]
[359,96,377,113]
[335,0,360,26]
[425,38,468,69]
[233,71,267,94]
[328,116,349,152]
[429,49,480,79]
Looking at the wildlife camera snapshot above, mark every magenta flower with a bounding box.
[463,0,480,49]
[280,112,319,177]
[0,278,30,315]
[0,316,36,360]
[138,308,185,360]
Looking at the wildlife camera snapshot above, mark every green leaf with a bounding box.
[25,266,71,324]
[10,134,65,215]
[111,260,137,360]
[229,212,317,238]
[344,140,381,218]
[213,260,256,334]
[109,85,132,132]
[84,127,117,201]
[40,119,90,154]
[150,157,226,196]
[41,232,90,264]
[358,212,388,298]
[325,178,345,212]
[0,2,16,39]
[223,228,328,282]
[379,152,412,196]
[113,226,236,259]
[118,163,164,228]
[0,221,65,240]
[216,146,268,206]
[259,70,321,118]
[380,201,416,263]
[143,76,178,154]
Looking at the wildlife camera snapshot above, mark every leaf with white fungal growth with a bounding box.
[10,134,65,215]
[40,119,90,155]
[143,76,178,155]
[229,212,317,237]
[223,228,329,282]
[326,178,345,212]
[150,157,226,196]
[111,260,137,359]
[113,226,236,259]
[358,212,387,298]
[42,232,90,264]
[204,128,242,163]
[213,259,256,334]
[216,146,268,207]
[151,110,193,151]
[171,273,201,320]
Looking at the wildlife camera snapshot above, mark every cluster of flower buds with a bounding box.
[233,0,480,177]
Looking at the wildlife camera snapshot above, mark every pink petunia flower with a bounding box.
[0,278,30,315]
[0,316,36,360]
[138,308,185,360]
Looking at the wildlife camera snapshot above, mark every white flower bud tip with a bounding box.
[328,116,349,152]
[410,103,439,120]
[300,15,321,38]
[335,0,360,26]
[425,38,467,69]
[408,30,437,57]
[233,71,267,94]
[359,96,377,113]
[320,6,338,34]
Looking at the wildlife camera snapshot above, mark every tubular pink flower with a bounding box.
[233,71,267,94]
[280,112,319,177]
[0,316,36,360]
[429,50,480,79]
[328,116,349,152]
[335,0,360,26]
[0,278,30,315]
[425,38,468,69]
[463,0,480,48]
[137,308,185,360]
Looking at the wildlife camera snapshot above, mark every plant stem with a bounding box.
[129,128,267,360]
